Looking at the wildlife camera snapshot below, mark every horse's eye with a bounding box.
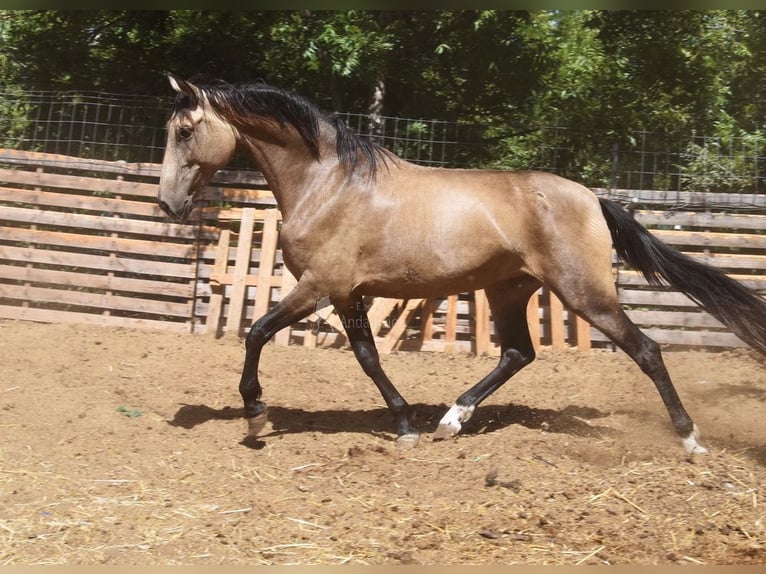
[177,127,193,141]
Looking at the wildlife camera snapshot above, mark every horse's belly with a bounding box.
[355,253,526,299]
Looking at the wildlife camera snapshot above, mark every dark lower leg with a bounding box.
[436,280,539,439]
[458,346,535,407]
[239,282,319,433]
[336,297,418,440]
[239,325,268,420]
[581,304,703,451]
[624,332,695,437]
[351,337,417,438]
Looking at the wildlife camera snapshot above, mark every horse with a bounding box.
[157,73,766,454]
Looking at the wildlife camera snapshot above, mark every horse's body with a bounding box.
[284,165,609,300]
[158,74,766,453]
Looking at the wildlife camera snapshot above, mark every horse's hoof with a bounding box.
[681,423,708,455]
[433,403,475,440]
[396,432,421,449]
[245,410,268,437]
[432,422,459,441]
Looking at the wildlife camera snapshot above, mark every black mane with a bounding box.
[175,79,388,178]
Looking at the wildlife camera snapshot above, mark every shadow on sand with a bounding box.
[167,401,618,450]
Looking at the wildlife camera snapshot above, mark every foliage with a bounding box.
[2,10,766,188]
[679,123,766,193]
[0,85,31,149]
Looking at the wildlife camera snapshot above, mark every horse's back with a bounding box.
[342,166,613,297]
[384,165,609,251]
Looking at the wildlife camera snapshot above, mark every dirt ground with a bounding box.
[1,320,765,565]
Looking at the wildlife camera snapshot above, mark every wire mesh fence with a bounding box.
[0,88,171,165]
[2,87,766,207]
[338,112,487,168]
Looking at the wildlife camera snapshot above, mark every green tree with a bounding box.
[3,9,766,188]
[0,11,174,92]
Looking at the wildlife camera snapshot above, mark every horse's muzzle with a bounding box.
[158,198,193,221]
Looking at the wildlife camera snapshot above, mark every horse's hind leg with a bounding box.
[547,270,707,454]
[434,276,541,440]
[334,296,420,447]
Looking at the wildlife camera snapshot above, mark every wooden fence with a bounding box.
[0,149,269,333]
[1,149,765,354]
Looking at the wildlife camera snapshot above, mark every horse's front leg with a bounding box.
[240,277,320,437]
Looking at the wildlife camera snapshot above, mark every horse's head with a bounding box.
[158,73,238,221]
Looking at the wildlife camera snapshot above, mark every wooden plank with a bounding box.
[378,299,424,354]
[0,149,268,188]
[650,228,766,250]
[0,205,204,239]
[0,305,191,333]
[420,298,436,342]
[688,252,766,270]
[208,273,286,288]
[303,322,318,347]
[420,338,489,355]
[206,229,231,338]
[616,269,766,290]
[0,148,163,178]
[0,244,194,279]
[273,267,297,346]
[473,289,491,355]
[201,187,275,204]
[0,226,196,259]
[0,166,158,199]
[0,186,161,218]
[613,248,766,271]
[575,315,592,351]
[548,291,566,349]
[1,148,762,354]
[625,309,724,329]
[526,289,541,352]
[225,208,256,337]
[0,283,192,318]
[591,326,746,349]
[444,295,459,353]
[253,209,280,322]
[631,248,766,271]
[317,307,344,334]
[640,328,746,348]
[0,264,192,298]
[367,298,401,334]
[215,207,283,222]
[619,289,711,308]
[592,187,766,209]
[634,210,766,231]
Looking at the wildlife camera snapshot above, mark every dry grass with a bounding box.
[1,441,764,565]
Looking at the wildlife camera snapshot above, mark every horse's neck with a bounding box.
[239,141,318,218]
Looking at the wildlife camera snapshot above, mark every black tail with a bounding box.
[599,197,766,355]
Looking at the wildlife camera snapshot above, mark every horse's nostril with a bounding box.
[158,200,174,217]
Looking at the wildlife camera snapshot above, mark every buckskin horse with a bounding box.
[157,73,766,453]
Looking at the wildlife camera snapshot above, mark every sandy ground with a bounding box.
[1,320,765,565]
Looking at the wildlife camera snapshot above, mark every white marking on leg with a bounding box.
[433,404,475,440]
[681,423,708,454]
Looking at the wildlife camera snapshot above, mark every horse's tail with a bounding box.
[598,197,766,355]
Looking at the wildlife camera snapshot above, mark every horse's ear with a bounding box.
[166,72,201,107]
